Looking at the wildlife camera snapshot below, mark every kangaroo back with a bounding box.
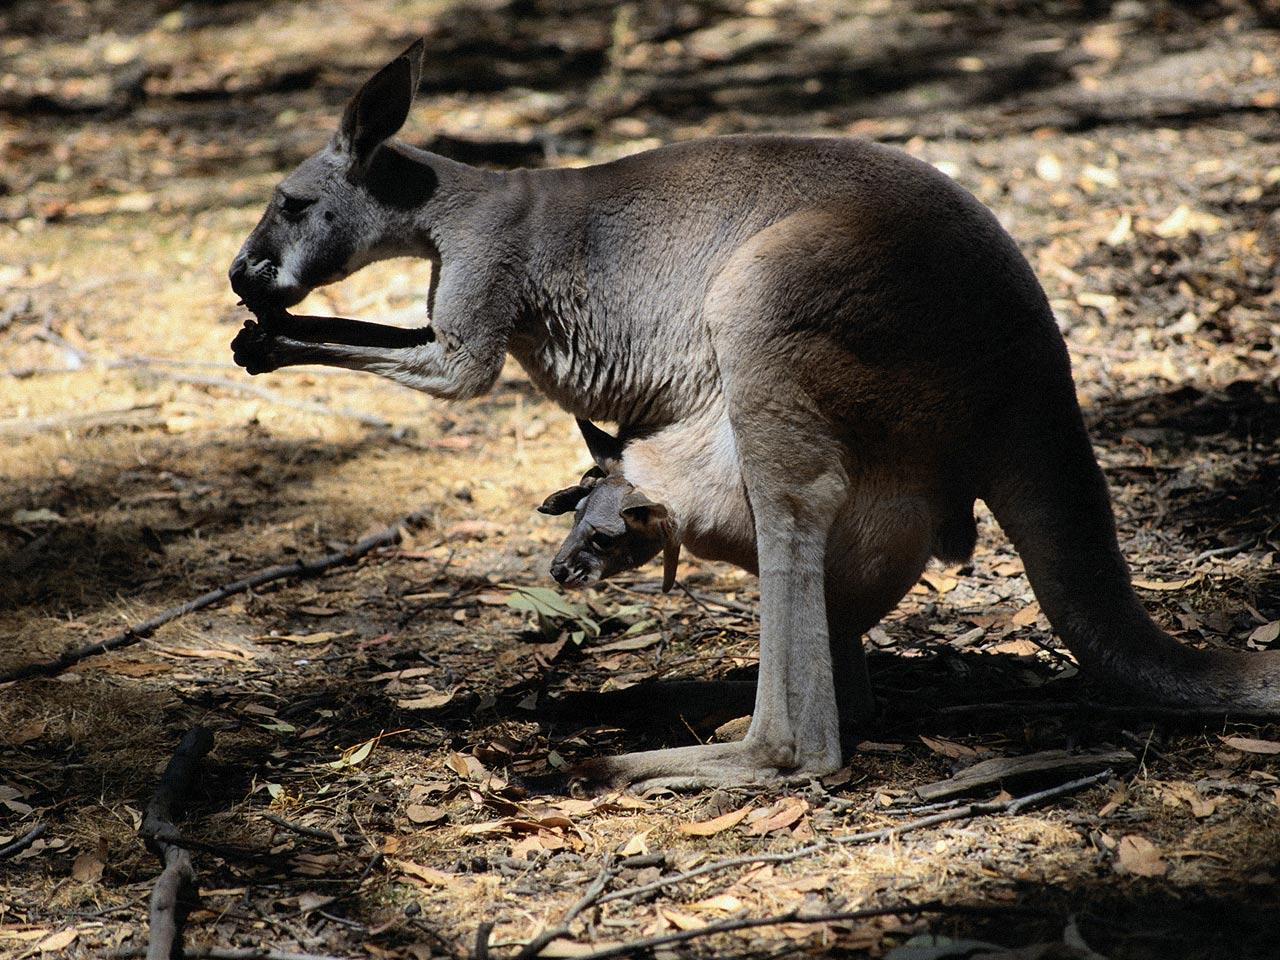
[980,335,1280,710]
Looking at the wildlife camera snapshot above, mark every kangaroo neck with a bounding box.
[428,162,725,430]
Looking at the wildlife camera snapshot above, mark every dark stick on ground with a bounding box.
[0,509,430,684]
[567,900,1050,960]
[596,770,1114,907]
[0,821,47,860]
[512,858,617,960]
[111,948,348,960]
[141,727,215,960]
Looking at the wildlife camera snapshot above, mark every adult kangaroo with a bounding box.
[229,40,1280,789]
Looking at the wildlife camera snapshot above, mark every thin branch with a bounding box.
[260,813,362,846]
[929,700,1280,720]
[513,858,616,960]
[0,510,430,684]
[111,948,350,960]
[142,728,215,960]
[566,900,1045,960]
[0,821,47,860]
[597,770,1111,907]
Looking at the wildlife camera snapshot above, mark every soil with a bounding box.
[1,2,1278,959]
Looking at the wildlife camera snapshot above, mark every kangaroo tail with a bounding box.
[980,366,1280,712]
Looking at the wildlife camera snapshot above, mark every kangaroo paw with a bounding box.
[568,740,835,795]
[231,319,307,374]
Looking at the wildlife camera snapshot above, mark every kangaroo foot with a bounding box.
[568,739,839,794]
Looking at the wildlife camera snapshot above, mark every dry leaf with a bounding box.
[687,894,744,913]
[1012,602,1041,627]
[406,804,447,826]
[252,630,353,645]
[1115,835,1168,877]
[1248,621,1280,647]
[592,633,661,654]
[919,735,982,759]
[71,852,104,884]
[746,797,808,836]
[659,907,705,931]
[37,929,78,953]
[1219,736,1280,755]
[619,829,651,856]
[390,858,465,888]
[11,719,47,746]
[1132,574,1202,592]
[396,688,456,710]
[677,805,751,836]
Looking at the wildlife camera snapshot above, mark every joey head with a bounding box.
[538,420,680,593]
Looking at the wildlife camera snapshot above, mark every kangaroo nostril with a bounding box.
[551,563,569,583]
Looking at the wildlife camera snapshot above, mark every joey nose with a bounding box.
[550,561,571,585]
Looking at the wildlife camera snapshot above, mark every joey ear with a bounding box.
[538,484,590,516]
[576,419,624,470]
[619,489,669,525]
[337,39,425,168]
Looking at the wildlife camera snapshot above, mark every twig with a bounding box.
[1191,541,1252,566]
[620,581,756,617]
[153,371,392,430]
[260,813,361,846]
[564,900,1045,960]
[0,404,163,436]
[514,858,616,959]
[0,509,429,684]
[597,770,1111,907]
[141,727,215,960]
[928,700,1280,720]
[111,948,349,960]
[0,821,47,859]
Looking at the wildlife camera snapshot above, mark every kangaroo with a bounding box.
[229,40,1280,789]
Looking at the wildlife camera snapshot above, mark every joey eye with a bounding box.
[278,192,316,220]
[589,531,616,550]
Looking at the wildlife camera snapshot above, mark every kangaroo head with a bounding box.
[538,420,680,592]
[229,39,435,310]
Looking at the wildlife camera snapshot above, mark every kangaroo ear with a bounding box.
[337,39,425,168]
[538,484,590,516]
[620,489,669,525]
[576,418,624,470]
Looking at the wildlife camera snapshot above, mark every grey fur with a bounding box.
[230,42,1280,790]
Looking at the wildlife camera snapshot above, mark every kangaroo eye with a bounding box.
[589,532,615,550]
[278,192,316,220]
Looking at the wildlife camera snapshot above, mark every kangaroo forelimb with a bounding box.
[252,307,436,349]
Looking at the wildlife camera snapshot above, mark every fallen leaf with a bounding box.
[37,929,78,952]
[1248,621,1280,647]
[1012,602,1041,627]
[12,508,64,524]
[677,805,751,836]
[687,894,744,912]
[746,797,808,836]
[396,688,456,710]
[919,736,983,759]
[297,605,341,617]
[11,720,47,746]
[592,633,661,654]
[619,829,651,857]
[659,907,705,931]
[390,858,466,888]
[406,804,447,826]
[252,630,353,645]
[1220,736,1280,755]
[72,852,104,883]
[1115,835,1168,877]
[1132,574,1202,592]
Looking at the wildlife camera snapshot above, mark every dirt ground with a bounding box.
[2,1,1279,958]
